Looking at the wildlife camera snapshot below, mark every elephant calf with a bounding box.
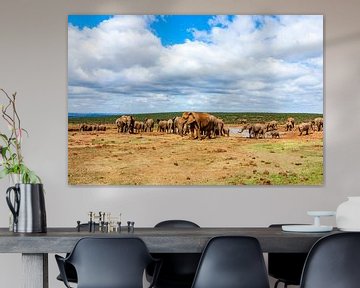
[223,126,230,137]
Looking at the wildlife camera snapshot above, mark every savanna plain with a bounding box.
[68,113,323,185]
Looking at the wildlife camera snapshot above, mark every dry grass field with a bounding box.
[68,124,323,185]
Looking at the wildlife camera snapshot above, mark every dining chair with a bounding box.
[56,223,99,284]
[55,237,161,288]
[300,232,360,288]
[191,236,270,288]
[147,220,201,288]
[268,224,308,288]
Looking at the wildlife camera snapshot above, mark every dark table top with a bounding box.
[0,227,339,253]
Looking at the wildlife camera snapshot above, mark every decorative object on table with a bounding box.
[0,89,46,233]
[282,211,335,232]
[127,221,135,233]
[336,196,360,231]
[67,15,323,186]
[77,211,122,232]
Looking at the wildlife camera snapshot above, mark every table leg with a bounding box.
[22,253,48,288]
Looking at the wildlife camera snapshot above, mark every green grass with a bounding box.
[68,112,323,125]
[224,139,323,185]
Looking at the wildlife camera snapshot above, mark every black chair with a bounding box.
[55,237,160,288]
[56,223,99,284]
[268,224,308,288]
[147,220,201,288]
[300,232,360,288]
[191,236,270,288]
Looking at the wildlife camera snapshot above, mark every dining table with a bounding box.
[0,226,339,288]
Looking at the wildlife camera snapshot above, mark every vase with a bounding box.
[6,183,47,233]
[336,197,360,231]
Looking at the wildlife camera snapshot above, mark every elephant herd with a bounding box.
[78,114,323,140]
[79,123,106,132]
[115,112,230,140]
[239,117,323,138]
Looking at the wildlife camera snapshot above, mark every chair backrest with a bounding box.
[300,232,360,288]
[67,237,154,288]
[268,224,308,285]
[152,220,201,284]
[155,220,200,228]
[191,236,270,288]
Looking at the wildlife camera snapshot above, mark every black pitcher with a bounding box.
[6,183,47,233]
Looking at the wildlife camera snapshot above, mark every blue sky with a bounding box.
[68,15,231,45]
[68,15,113,29]
[68,15,323,114]
[151,15,234,46]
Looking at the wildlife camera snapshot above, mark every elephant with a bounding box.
[285,121,293,131]
[250,124,266,139]
[287,117,295,129]
[238,125,247,134]
[266,120,278,132]
[116,115,135,133]
[79,124,92,132]
[127,116,135,133]
[173,117,186,136]
[134,121,144,133]
[79,123,86,131]
[223,126,230,137]
[311,117,323,131]
[144,118,154,132]
[172,117,181,134]
[97,124,106,131]
[167,119,174,133]
[181,112,216,140]
[175,120,190,136]
[214,118,225,137]
[93,124,106,131]
[157,119,167,132]
[115,116,128,133]
[239,123,265,138]
[298,122,311,136]
[270,131,280,138]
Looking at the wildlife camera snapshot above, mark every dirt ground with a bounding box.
[68,124,323,185]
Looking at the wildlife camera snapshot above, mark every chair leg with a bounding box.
[274,280,290,288]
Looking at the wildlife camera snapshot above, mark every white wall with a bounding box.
[0,0,360,287]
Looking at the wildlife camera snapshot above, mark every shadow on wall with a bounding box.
[327,31,360,46]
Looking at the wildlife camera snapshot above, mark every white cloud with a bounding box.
[68,15,323,114]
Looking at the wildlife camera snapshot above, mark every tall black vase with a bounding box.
[6,183,47,233]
